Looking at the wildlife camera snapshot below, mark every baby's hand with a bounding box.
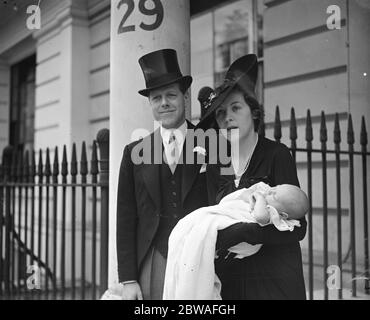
[251,192,270,225]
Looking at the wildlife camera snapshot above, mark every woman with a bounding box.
[198,54,307,300]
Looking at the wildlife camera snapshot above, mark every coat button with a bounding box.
[171,180,176,185]
[172,203,177,208]
[172,191,177,196]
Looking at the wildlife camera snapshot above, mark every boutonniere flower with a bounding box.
[193,146,207,156]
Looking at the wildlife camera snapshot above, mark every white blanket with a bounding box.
[163,185,300,300]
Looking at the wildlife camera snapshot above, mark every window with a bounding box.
[191,0,262,121]
[9,54,36,153]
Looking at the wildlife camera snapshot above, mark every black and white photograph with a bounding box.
[0,0,369,307]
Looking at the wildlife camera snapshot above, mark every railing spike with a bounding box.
[45,148,51,177]
[347,114,355,145]
[11,148,17,181]
[274,105,282,142]
[305,109,313,142]
[320,111,328,143]
[38,149,43,176]
[30,150,36,182]
[2,145,13,181]
[290,107,297,141]
[334,113,341,145]
[24,150,30,183]
[38,149,43,183]
[90,140,98,176]
[61,145,68,177]
[17,149,23,182]
[71,143,77,176]
[360,116,368,147]
[53,146,59,178]
[80,141,88,176]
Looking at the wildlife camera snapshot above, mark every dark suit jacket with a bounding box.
[116,121,209,282]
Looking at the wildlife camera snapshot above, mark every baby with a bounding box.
[238,182,309,224]
[218,181,309,258]
[163,182,309,299]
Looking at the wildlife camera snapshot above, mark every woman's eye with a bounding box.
[216,110,225,119]
[232,105,240,112]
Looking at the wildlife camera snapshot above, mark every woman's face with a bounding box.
[215,90,255,141]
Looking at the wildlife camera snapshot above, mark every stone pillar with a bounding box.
[109,0,191,286]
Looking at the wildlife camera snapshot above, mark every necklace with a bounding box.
[233,134,259,188]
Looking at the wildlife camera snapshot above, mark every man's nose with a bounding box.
[160,96,169,108]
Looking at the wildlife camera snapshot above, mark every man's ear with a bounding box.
[183,90,190,100]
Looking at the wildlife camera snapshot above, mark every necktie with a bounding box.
[168,133,179,174]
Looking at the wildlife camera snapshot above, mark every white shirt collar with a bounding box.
[160,121,188,146]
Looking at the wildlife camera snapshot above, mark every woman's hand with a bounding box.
[216,222,246,251]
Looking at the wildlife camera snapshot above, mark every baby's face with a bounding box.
[265,184,308,214]
[264,187,284,211]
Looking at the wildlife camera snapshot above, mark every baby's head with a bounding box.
[265,184,309,216]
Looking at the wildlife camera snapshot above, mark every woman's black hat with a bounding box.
[197,54,259,129]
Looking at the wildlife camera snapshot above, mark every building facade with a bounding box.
[0,0,369,291]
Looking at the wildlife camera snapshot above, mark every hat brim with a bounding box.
[138,75,192,97]
[196,81,258,130]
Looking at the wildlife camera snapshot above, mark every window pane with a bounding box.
[214,0,254,87]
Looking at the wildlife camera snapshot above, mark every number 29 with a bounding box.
[117,0,164,34]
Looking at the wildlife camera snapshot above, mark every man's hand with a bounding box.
[121,282,143,300]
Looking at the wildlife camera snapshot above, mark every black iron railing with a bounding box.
[0,129,109,300]
[261,107,369,300]
[1,110,369,300]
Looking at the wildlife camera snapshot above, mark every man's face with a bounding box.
[148,83,187,129]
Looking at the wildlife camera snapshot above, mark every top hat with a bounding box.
[138,48,192,97]
[196,54,258,130]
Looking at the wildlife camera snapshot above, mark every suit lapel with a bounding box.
[181,162,201,203]
[142,130,162,209]
[181,121,202,203]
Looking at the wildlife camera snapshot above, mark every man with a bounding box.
[116,49,209,300]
